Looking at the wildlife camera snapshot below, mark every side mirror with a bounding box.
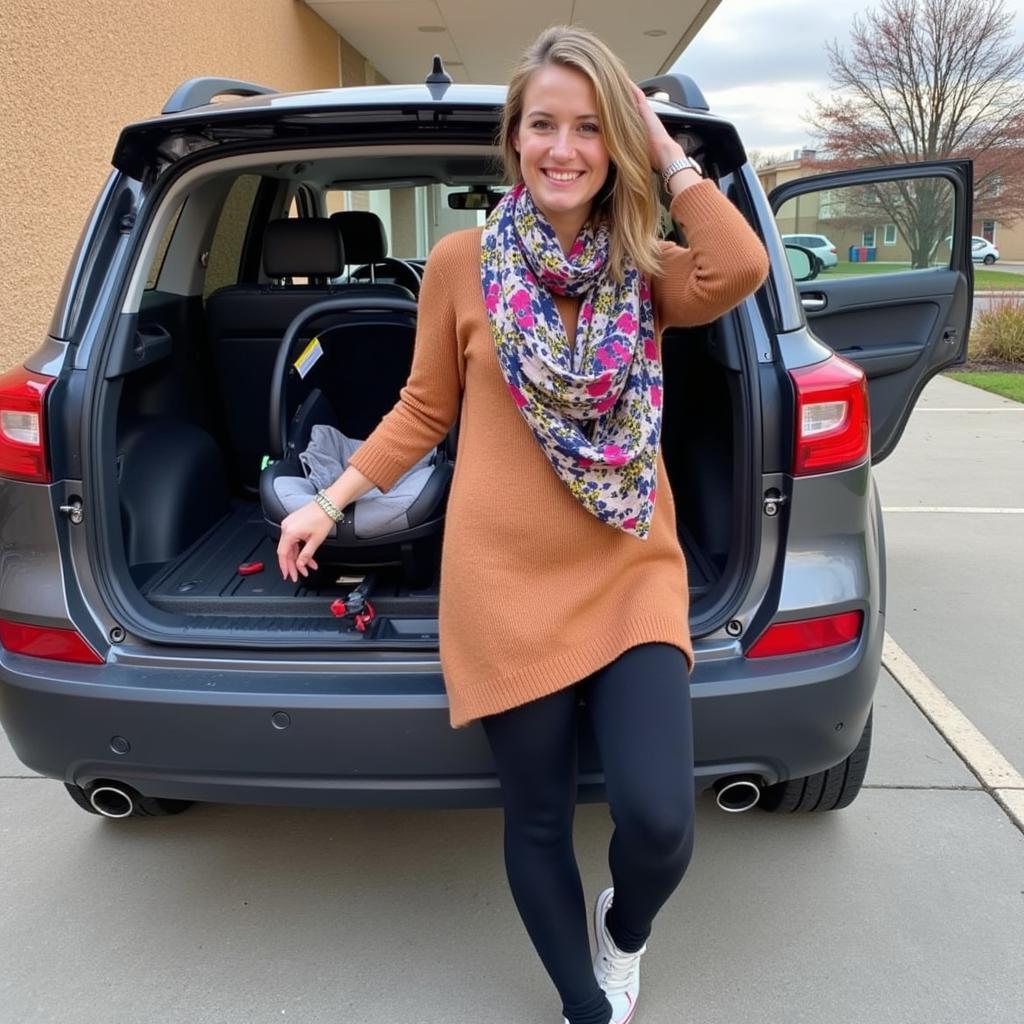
[784,243,819,282]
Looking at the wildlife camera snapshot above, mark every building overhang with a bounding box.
[303,0,722,84]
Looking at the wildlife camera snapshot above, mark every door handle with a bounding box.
[801,293,827,312]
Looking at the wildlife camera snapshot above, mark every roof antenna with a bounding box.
[426,55,453,85]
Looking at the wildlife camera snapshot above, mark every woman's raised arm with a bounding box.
[653,179,771,328]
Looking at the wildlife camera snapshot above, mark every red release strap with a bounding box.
[354,600,376,633]
[330,598,376,633]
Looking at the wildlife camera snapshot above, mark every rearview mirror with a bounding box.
[448,188,503,211]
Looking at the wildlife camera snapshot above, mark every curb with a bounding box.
[882,633,1024,835]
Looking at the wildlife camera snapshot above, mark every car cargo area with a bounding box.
[137,499,442,639]
[109,317,751,645]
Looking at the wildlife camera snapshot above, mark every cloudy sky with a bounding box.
[673,0,1024,158]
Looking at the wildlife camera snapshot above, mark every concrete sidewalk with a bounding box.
[873,372,1024,780]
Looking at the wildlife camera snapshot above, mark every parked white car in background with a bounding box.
[948,235,1001,264]
[781,233,838,269]
[971,236,999,264]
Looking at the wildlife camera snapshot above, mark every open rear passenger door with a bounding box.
[769,160,973,464]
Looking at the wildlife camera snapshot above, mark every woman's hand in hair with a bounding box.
[630,81,686,176]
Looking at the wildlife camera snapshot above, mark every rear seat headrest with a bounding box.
[330,211,388,264]
[263,219,345,279]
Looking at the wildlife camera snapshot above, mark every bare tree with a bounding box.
[747,148,785,172]
[803,0,1024,264]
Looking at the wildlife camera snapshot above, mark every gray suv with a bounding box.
[0,68,973,819]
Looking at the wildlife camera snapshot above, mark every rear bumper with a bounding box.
[0,607,883,809]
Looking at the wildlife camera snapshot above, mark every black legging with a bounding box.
[481,642,696,1024]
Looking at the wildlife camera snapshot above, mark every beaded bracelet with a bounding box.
[314,488,345,523]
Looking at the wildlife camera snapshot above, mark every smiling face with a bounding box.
[511,63,611,244]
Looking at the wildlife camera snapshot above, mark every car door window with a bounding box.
[774,176,955,279]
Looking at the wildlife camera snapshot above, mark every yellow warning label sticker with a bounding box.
[293,336,324,379]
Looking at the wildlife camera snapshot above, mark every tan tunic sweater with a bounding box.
[348,179,771,728]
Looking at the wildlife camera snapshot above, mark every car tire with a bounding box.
[983,254,996,265]
[64,782,194,818]
[757,706,872,813]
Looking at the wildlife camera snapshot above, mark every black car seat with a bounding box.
[257,288,455,587]
[206,217,411,491]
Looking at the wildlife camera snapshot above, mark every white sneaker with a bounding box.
[592,886,645,1024]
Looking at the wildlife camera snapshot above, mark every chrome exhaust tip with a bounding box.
[88,784,135,818]
[713,775,763,813]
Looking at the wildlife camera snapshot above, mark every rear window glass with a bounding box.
[144,199,185,290]
[203,174,260,299]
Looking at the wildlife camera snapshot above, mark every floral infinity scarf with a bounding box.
[481,182,662,539]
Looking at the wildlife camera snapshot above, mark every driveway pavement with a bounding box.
[2,376,1022,1024]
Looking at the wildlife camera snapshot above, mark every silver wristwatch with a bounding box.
[661,154,703,190]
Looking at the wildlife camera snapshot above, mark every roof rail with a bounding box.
[636,73,708,112]
[162,77,278,115]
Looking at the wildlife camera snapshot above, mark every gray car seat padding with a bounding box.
[273,424,434,540]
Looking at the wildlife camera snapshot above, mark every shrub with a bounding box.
[970,294,1024,364]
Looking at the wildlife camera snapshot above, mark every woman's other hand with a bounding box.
[277,501,333,582]
[629,81,685,175]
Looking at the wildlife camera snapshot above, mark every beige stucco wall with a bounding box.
[0,0,342,370]
[339,34,389,88]
[979,217,1024,262]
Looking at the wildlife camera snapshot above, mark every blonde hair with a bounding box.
[499,24,663,283]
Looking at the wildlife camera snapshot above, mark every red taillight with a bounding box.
[829,246,837,253]
[0,619,104,664]
[0,366,55,483]
[746,610,863,658]
[790,354,869,475]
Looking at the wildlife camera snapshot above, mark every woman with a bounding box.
[278,25,769,1024]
